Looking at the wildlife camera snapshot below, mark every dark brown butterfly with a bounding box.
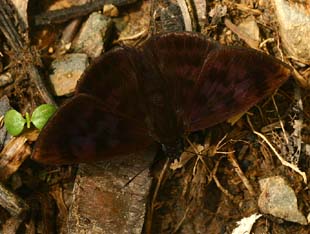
[32,32,291,165]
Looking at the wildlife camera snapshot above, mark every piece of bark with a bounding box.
[0,95,11,150]
[67,148,156,234]
[0,182,29,217]
[2,215,24,234]
[0,136,31,181]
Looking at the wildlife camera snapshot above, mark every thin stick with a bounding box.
[212,159,234,199]
[247,115,307,183]
[34,0,137,26]
[227,150,255,196]
[253,130,307,184]
[145,158,170,233]
[272,96,288,144]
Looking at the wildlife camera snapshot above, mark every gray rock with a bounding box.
[237,16,260,48]
[49,53,89,96]
[258,176,307,225]
[72,12,113,59]
[273,0,310,63]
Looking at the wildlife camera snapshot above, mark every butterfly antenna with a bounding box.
[122,156,164,188]
[122,166,149,188]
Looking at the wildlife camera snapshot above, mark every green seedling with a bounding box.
[4,104,57,136]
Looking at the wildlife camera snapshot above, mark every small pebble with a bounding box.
[0,72,13,87]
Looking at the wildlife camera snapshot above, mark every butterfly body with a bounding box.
[32,32,291,165]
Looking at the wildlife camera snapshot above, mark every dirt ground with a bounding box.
[0,0,310,233]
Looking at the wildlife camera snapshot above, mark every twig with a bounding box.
[34,0,138,26]
[224,18,259,49]
[259,38,275,50]
[272,96,288,144]
[27,65,56,105]
[227,150,255,196]
[253,130,307,184]
[115,29,148,43]
[246,113,307,183]
[151,158,169,211]
[145,158,170,233]
[291,85,303,160]
[172,206,190,234]
[212,159,234,199]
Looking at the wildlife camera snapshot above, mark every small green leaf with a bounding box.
[4,109,26,136]
[31,104,57,130]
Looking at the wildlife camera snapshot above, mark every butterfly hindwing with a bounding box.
[32,94,153,164]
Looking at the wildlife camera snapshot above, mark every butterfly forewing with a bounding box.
[77,47,147,124]
[188,47,291,131]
